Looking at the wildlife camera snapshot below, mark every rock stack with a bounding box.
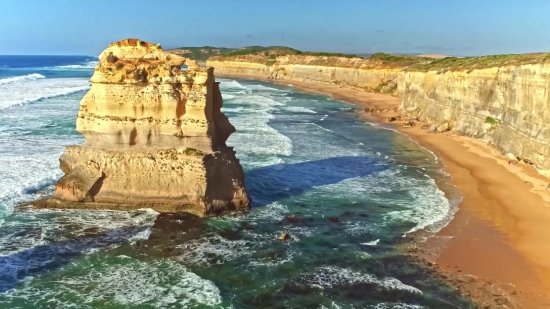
[35,39,251,216]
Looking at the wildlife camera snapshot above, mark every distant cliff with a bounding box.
[207,52,427,96]
[207,48,550,175]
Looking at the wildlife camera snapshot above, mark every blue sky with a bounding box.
[1,0,550,56]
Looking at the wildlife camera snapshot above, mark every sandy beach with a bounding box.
[217,72,550,308]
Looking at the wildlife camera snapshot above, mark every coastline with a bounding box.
[216,72,550,308]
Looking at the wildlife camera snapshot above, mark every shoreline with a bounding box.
[217,72,550,308]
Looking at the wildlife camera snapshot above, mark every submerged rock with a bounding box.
[279,232,291,241]
[32,38,251,216]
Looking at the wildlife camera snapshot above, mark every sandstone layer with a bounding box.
[35,39,251,216]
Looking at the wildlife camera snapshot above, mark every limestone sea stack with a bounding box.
[34,39,251,216]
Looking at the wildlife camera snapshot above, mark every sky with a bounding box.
[1,0,550,56]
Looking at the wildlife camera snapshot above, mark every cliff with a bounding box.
[207,49,550,176]
[34,39,251,216]
[400,62,550,176]
[207,53,427,96]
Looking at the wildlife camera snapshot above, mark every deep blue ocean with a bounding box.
[0,56,474,308]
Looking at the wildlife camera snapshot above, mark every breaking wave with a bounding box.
[54,60,99,69]
[0,73,46,86]
[0,77,90,110]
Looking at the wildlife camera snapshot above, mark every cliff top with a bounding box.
[208,47,430,69]
[208,46,550,72]
[407,52,550,72]
[93,39,205,84]
[167,46,300,61]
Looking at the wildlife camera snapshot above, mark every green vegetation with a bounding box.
[209,45,362,59]
[370,52,420,62]
[485,116,500,126]
[297,51,359,58]
[182,148,205,156]
[408,53,550,72]
[167,46,234,61]
[223,46,300,57]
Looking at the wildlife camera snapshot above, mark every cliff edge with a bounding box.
[34,38,251,216]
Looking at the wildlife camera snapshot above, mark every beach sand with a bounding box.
[217,73,550,308]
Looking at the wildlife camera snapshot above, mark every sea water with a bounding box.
[0,56,475,308]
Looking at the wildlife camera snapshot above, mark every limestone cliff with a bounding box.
[35,39,251,216]
[207,53,426,96]
[208,50,550,176]
[399,64,550,176]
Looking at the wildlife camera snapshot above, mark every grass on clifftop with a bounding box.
[167,47,234,61]
[200,44,550,71]
[212,46,360,59]
[208,47,429,68]
[408,52,550,72]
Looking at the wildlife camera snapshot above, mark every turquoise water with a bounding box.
[0,57,474,308]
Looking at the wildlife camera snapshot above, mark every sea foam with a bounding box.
[0,73,45,86]
[54,60,99,69]
[0,77,90,110]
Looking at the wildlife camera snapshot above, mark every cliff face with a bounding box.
[399,65,550,176]
[207,55,412,95]
[206,52,550,176]
[36,39,251,216]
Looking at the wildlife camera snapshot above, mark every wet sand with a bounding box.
[217,73,550,308]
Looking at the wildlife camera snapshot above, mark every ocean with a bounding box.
[0,56,474,308]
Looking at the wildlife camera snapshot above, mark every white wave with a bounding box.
[246,84,284,92]
[0,208,159,300]
[372,303,428,309]
[0,152,68,219]
[302,266,422,294]
[385,175,456,234]
[54,60,99,69]
[221,80,293,167]
[0,208,158,257]
[175,233,257,266]
[0,77,90,110]
[283,105,317,114]
[218,79,247,90]
[222,93,236,100]
[0,256,220,308]
[0,73,46,86]
[361,239,380,246]
[221,106,245,113]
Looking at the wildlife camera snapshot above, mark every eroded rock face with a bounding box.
[399,66,550,176]
[35,38,251,216]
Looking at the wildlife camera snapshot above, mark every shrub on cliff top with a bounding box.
[485,116,500,126]
[408,52,550,72]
